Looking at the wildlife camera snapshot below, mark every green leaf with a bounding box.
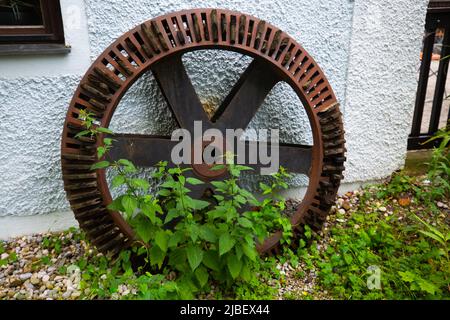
[238,217,253,228]
[199,225,218,243]
[131,178,150,191]
[241,243,257,261]
[189,198,211,211]
[97,146,107,159]
[97,127,114,135]
[195,266,209,288]
[211,181,228,190]
[149,246,165,269]
[186,177,204,185]
[161,180,178,189]
[168,232,183,248]
[186,245,203,271]
[418,279,438,295]
[107,197,124,212]
[155,231,168,252]
[112,175,126,188]
[90,161,110,170]
[203,250,220,272]
[75,130,91,139]
[188,224,200,243]
[158,189,171,197]
[234,165,253,171]
[164,208,181,224]
[227,254,242,279]
[419,230,446,246]
[210,164,226,171]
[121,195,137,216]
[398,271,416,282]
[118,159,137,172]
[219,233,236,256]
[240,263,251,282]
[103,138,113,146]
[141,202,156,223]
[136,222,152,243]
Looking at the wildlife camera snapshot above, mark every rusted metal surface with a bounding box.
[61,8,346,256]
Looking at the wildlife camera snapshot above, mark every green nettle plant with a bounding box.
[425,121,450,199]
[76,110,292,298]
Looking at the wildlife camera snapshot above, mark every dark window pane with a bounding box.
[0,0,43,26]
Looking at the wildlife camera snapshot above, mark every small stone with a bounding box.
[342,201,351,211]
[378,206,387,212]
[9,278,23,287]
[437,202,445,208]
[337,209,346,215]
[42,275,50,283]
[18,273,32,281]
[1,253,9,260]
[24,281,35,291]
[30,274,40,285]
[62,290,72,299]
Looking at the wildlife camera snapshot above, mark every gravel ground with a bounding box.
[1,180,449,300]
[0,232,91,300]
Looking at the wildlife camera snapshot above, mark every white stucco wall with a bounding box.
[0,0,428,237]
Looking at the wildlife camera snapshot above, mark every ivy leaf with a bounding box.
[227,254,242,279]
[202,250,220,272]
[195,266,209,288]
[121,195,137,216]
[155,231,168,252]
[90,161,110,170]
[219,233,236,256]
[186,177,204,185]
[186,245,203,271]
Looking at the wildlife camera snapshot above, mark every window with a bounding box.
[0,0,67,54]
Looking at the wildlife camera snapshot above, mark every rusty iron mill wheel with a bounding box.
[61,8,346,258]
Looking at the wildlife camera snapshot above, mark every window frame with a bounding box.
[0,0,65,45]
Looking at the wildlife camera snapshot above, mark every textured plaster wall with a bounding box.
[343,0,429,182]
[0,0,428,224]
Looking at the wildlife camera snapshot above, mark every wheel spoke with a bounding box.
[228,141,312,175]
[107,134,178,167]
[213,59,280,131]
[151,55,211,133]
